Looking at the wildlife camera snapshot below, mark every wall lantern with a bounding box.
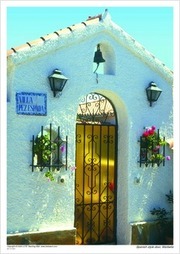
[48,69,68,97]
[146,81,162,107]
[93,44,105,73]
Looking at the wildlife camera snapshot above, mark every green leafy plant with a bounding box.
[34,134,57,166]
[44,171,55,181]
[150,190,173,244]
[141,126,170,165]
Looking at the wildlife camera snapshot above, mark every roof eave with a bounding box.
[7,14,173,84]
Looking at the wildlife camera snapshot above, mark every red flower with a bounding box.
[148,129,155,135]
[109,181,114,192]
[153,145,160,152]
[143,131,149,137]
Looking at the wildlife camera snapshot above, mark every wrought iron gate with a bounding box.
[75,93,117,245]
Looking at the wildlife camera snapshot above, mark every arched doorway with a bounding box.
[74,93,118,244]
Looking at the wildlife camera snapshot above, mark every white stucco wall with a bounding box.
[7,15,173,244]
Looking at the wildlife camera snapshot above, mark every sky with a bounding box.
[6,6,174,69]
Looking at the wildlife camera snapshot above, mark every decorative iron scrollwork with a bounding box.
[77,93,116,125]
[75,93,117,244]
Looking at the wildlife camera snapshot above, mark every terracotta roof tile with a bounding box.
[40,32,59,42]
[6,13,173,80]
[11,43,31,53]
[86,14,102,21]
[7,49,16,56]
[26,38,44,47]
[54,27,73,36]
[7,16,100,57]
[86,17,100,25]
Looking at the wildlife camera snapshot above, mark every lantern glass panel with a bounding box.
[48,70,68,97]
[151,90,161,101]
[146,82,162,105]
[53,78,66,92]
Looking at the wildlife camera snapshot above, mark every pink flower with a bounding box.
[151,126,156,131]
[143,131,149,137]
[148,129,155,135]
[153,145,160,152]
[70,166,76,171]
[166,156,171,161]
[60,145,66,152]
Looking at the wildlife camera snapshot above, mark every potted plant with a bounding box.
[141,126,166,165]
[34,133,57,169]
[150,190,173,244]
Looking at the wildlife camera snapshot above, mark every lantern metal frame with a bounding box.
[146,81,162,107]
[48,69,68,97]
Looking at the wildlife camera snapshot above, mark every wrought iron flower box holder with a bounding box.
[139,129,165,167]
[30,123,68,172]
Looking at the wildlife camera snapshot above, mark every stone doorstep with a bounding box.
[7,229,76,245]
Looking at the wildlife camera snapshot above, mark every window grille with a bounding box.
[30,123,68,172]
[139,129,165,167]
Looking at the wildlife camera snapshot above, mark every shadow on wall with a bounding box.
[95,89,129,244]
[131,220,173,245]
[93,42,116,75]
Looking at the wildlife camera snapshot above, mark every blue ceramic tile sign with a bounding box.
[16,92,47,115]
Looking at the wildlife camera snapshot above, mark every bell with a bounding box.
[93,44,105,64]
